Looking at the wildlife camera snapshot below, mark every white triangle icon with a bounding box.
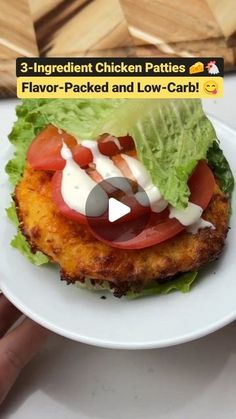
[108,198,131,223]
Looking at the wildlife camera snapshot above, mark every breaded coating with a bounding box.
[15,165,230,296]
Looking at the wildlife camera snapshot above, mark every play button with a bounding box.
[85,177,151,244]
[108,198,131,222]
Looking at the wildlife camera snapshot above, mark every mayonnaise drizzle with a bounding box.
[169,202,203,226]
[187,218,215,234]
[111,136,122,150]
[169,202,215,233]
[60,140,214,234]
[81,140,132,192]
[61,142,108,216]
[121,153,168,213]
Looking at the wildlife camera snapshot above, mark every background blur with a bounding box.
[0,0,236,97]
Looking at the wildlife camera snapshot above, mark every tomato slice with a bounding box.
[118,135,135,151]
[28,125,136,172]
[73,144,93,168]
[89,213,184,249]
[51,171,87,224]
[87,161,216,249]
[98,134,135,157]
[189,160,215,208]
[52,159,215,249]
[98,134,120,156]
[51,171,150,225]
[27,125,77,171]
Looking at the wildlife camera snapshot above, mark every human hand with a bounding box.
[0,294,50,404]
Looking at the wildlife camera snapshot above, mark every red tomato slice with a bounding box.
[88,213,184,250]
[98,134,120,156]
[87,161,216,249]
[51,171,87,224]
[52,159,215,249]
[189,160,215,208]
[73,144,93,168]
[118,135,135,151]
[28,125,136,172]
[51,171,150,225]
[27,125,77,171]
[98,134,135,156]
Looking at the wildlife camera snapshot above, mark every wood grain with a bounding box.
[135,38,236,71]
[30,0,133,56]
[66,46,137,57]
[0,0,38,58]
[206,0,236,39]
[0,0,236,97]
[30,0,65,21]
[120,0,223,46]
[0,60,16,97]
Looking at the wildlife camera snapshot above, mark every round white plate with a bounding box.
[0,102,236,349]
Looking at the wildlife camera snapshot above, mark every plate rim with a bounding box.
[1,278,236,350]
[1,114,236,350]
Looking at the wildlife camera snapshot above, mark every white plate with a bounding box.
[0,101,236,350]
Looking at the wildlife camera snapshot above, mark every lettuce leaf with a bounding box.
[6,203,49,265]
[6,98,123,186]
[127,272,198,299]
[7,99,216,209]
[6,99,124,265]
[5,99,224,271]
[74,272,198,298]
[92,99,216,209]
[207,140,234,198]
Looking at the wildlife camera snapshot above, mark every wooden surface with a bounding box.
[120,0,223,45]
[0,0,236,97]
[0,60,16,97]
[0,0,38,58]
[30,0,64,21]
[30,0,133,56]
[135,39,236,71]
[206,0,236,39]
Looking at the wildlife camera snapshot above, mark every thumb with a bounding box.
[0,318,50,404]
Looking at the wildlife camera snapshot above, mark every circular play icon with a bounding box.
[85,177,151,243]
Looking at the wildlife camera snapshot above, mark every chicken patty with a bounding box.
[15,164,230,296]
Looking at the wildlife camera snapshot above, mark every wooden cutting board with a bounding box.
[120,0,223,45]
[30,0,134,56]
[0,0,236,97]
[120,0,236,67]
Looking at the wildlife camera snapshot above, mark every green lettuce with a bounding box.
[207,140,234,198]
[127,272,198,299]
[7,99,216,210]
[75,272,198,298]
[92,99,216,209]
[6,99,124,265]
[6,203,49,265]
[6,99,233,285]
[6,98,124,186]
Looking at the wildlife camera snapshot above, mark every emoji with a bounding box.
[204,80,218,95]
[189,61,204,74]
[206,61,220,75]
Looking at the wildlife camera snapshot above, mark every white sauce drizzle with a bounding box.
[111,136,122,150]
[61,142,108,216]
[60,140,215,234]
[187,218,215,234]
[169,202,203,226]
[81,140,132,192]
[169,202,215,233]
[121,153,168,213]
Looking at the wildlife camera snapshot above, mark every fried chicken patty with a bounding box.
[15,164,230,296]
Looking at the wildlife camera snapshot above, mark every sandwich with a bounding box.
[6,98,234,298]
